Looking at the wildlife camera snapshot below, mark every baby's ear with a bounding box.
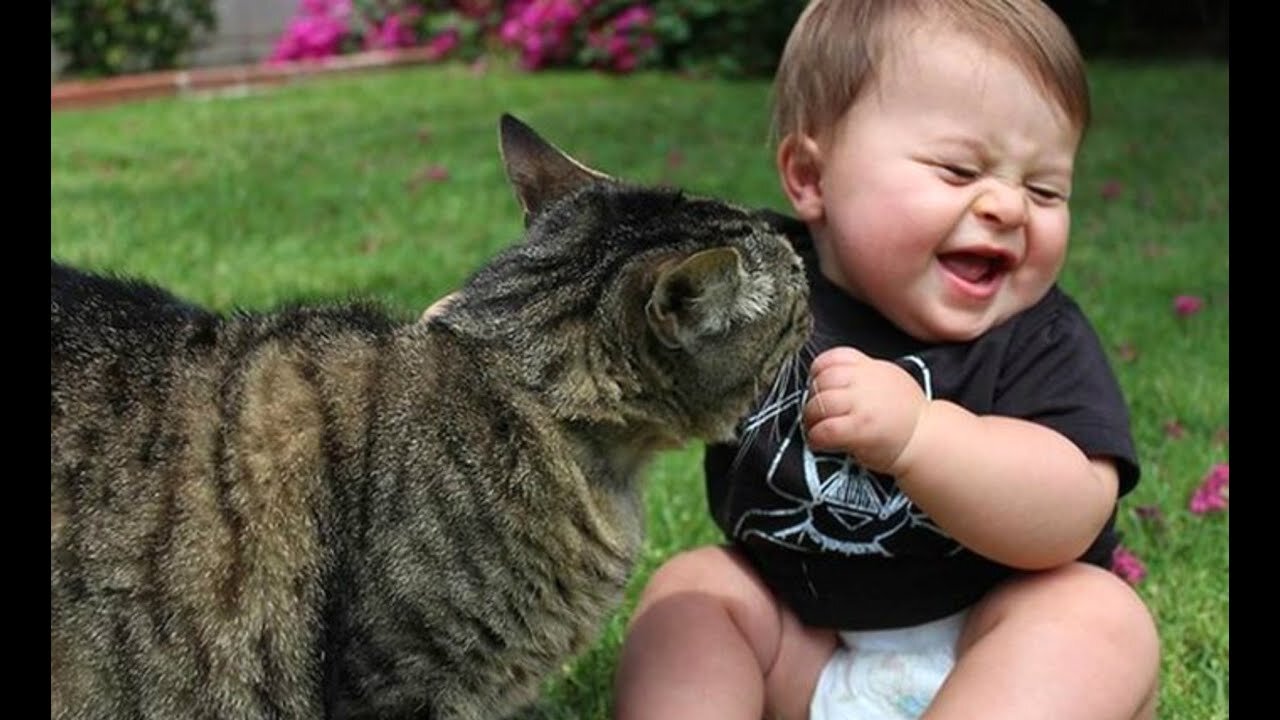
[777,134,825,223]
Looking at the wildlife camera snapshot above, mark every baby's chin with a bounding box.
[915,284,1056,342]
[897,306,1013,344]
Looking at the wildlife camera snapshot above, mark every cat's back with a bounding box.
[52,262,223,718]
[50,260,226,479]
[50,260,388,720]
[51,259,220,375]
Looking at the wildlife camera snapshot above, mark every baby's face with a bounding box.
[800,27,1080,342]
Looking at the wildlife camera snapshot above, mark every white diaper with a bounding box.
[809,608,970,720]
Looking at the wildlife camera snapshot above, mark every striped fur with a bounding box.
[50,115,811,720]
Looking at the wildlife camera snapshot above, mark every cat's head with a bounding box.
[437,114,811,444]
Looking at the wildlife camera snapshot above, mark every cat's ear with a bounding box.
[499,114,612,224]
[646,247,746,350]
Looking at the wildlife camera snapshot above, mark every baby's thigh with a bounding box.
[960,562,1156,649]
[940,562,1159,719]
[633,546,794,656]
[633,546,836,717]
[764,590,840,720]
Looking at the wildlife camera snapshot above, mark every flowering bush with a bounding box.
[267,0,806,77]
[269,0,355,62]
[582,5,657,72]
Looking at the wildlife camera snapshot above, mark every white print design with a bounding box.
[732,355,960,557]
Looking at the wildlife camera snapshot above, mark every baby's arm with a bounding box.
[803,346,1117,570]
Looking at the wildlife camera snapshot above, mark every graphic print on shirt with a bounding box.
[732,355,961,558]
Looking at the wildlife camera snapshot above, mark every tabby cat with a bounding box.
[50,114,811,719]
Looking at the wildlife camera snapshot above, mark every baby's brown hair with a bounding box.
[771,0,1090,147]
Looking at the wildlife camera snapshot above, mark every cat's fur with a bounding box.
[50,114,811,720]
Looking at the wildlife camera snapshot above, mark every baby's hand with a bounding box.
[802,347,929,474]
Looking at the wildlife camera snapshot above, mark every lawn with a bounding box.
[51,57,1229,718]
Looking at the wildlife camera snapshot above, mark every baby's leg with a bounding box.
[926,562,1159,720]
[614,546,837,720]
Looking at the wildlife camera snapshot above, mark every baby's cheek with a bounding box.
[1030,213,1071,265]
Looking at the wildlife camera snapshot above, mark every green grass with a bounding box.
[51,58,1229,718]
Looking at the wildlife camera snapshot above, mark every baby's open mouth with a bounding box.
[939,252,1010,284]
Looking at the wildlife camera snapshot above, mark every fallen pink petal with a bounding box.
[1173,294,1204,316]
[1188,462,1229,515]
[404,164,450,192]
[1142,242,1169,259]
[1110,546,1147,585]
[1162,420,1186,439]
[1213,426,1229,446]
[1100,179,1124,200]
[1134,505,1164,524]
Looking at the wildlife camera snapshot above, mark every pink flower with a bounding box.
[270,16,346,61]
[1173,295,1204,316]
[613,51,637,72]
[584,3,656,73]
[613,5,654,30]
[499,0,591,69]
[499,18,521,43]
[1188,463,1229,515]
[268,0,354,63]
[1110,546,1147,585]
[425,29,459,59]
[365,10,422,51]
[606,35,630,56]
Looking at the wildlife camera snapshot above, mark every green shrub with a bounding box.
[51,0,217,78]
[650,0,807,78]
